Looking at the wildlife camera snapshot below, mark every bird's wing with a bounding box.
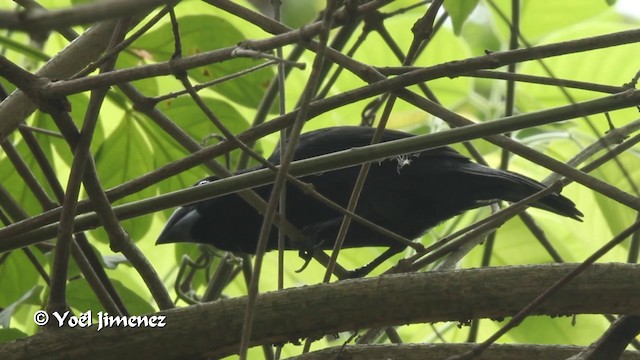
[268,126,465,163]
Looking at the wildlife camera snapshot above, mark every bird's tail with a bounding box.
[460,164,583,221]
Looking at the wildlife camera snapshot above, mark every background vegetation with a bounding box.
[0,0,639,359]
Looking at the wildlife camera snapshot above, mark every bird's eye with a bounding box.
[197,180,210,186]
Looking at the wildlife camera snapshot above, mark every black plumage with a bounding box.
[157,126,582,272]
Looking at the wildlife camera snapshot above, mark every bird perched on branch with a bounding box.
[157,126,582,276]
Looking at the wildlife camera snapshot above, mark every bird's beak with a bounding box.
[156,206,201,244]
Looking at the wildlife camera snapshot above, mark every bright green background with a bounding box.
[0,0,639,357]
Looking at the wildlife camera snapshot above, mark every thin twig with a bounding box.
[448,218,640,360]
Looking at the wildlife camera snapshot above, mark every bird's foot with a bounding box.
[295,248,314,273]
[294,231,327,273]
[343,265,372,279]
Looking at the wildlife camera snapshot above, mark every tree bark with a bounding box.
[1,263,638,360]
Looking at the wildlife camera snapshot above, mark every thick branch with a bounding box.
[1,264,638,360]
[0,0,173,32]
[290,344,640,360]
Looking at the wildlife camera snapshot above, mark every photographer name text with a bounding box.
[33,310,166,331]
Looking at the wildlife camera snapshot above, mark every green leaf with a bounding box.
[115,51,160,98]
[0,35,49,62]
[443,0,480,35]
[102,254,129,270]
[140,96,255,206]
[518,22,640,110]
[0,328,29,343]
[591,152,640,242]
[502,315,608,345]
[134,15,274,109]
[48,93,106,168]
[332,13,473,125]
[93,116,155,242]
[0,286,43,328]
[0,140,49,217]
[67,278,156,316]
[489,0,612,41]
[0,102,93,216]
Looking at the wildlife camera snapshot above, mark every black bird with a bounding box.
[157,126,582,275]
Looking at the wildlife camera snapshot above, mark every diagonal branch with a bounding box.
[0,0,174,32]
